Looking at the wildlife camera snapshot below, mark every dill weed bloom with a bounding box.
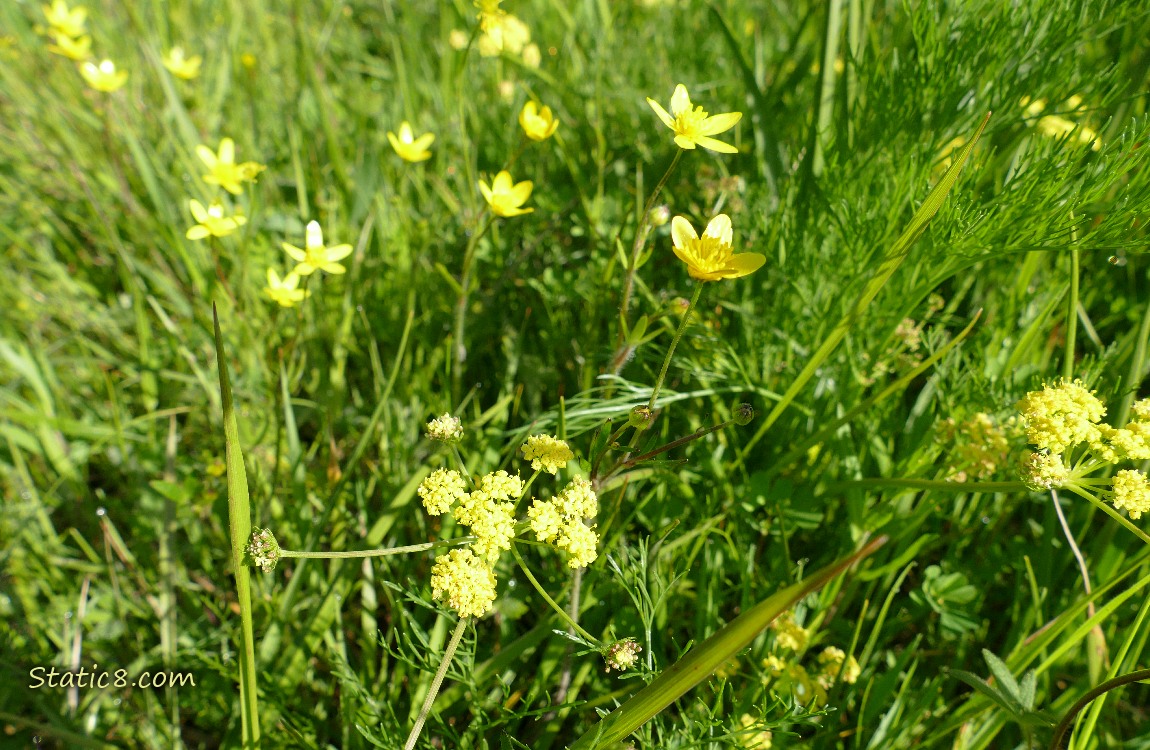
[1110,470,1150,520]
[283,221,354,275]
[186,199,246,239]
[671,214,765,281]
[479,170,533,217]
[430,548,497,618]
[387,121,435,163]
[647,83,742,153]
[417,468,469,516]
[528,475,599,568]
[426,413,464,444]
[1016,379,1105,453]
[520,434,573,474]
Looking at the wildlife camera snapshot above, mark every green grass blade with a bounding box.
[567,536,887,749]
[213,303,262,749]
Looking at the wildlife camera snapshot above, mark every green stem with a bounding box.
[812,0,844,177]
[1062,484,1150,546]
[278,537,472,560]
[1064,213,1080,381]
[403,617,470,750]
[613,149,684,366]
[1117,283,1150,426]
[647,283,705,412]
[510,544,599,644]
[844,478,1027,492]
[452,214,496,404]
[1050,669,1150,749]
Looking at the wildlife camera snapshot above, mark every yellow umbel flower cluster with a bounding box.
[771,611,810,652]
[520,434,574,474]
[528,475,599,568]
[762,624,861,708]
[430,548,498,618]
[1017,381,1150,524]
[939,412,1016,481]
[732,714,773,749]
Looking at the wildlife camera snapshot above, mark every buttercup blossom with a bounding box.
[417,468,469,516]
[479,170,533,217]
[671,214,765,281]
[197,137,266,195]
[1110,469,1150,520]
[474,0,506,32]
[519,101,559,141]
[264,268,309,308]
[283,221,354,276]
[186,199,246,239]
[387,121,435,163]
[80,59,127,92]
[47,32,91,61]
[521,434,573,474]
[477,13,531,57]
[43,0,87,38]
[647,83,742,153]
[430,548,497,617]
[163,47,203,79]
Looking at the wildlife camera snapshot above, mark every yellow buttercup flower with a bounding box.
[671,214,765,281]
[163,47,203,80]
[647,83,742,153]
[47,32,91,61]
[264,268,309,308]
[474,0,506,32]
[43,0,87,38]
[282,221,354,276]
[196,137,266,195]
[519,101,559,142]
[386,121,435,163]
[79,59,127,93]
[186,199,246,240]
[478,170,533,217]
[477,13,531,57]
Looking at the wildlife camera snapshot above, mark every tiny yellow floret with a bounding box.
[417,468,469,516]
[387,121,435,163]
[479,170,533,217]
[186,199,246,239]
[671,214,765,281]
[264,268,309,308]
[519,101,559,141]
[647,84,742,153]
[1110,469,1150,520]
[772,611,810,652]
[80,59,128,92]
[521,434,573,474]
[430,548,497,617]
[282,221,354,276]
[163,47,203,80]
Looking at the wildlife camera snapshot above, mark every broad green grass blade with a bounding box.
[213,304,261,749]
[567,536,887,749]
[740,113,992,461]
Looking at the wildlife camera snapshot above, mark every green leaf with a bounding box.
[566,536,887,749]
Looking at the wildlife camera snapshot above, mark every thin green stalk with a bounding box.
[212,306,261,749]
[403,617,470,750]
[1050,669,1150,749]
[843,478,1026,492]
[613,150,684,364]
[812,0,844,176]
[1063,214,1080,380]
[1062,484,1150,546]
[278,537,471,560]
[453,214,496,404]
[647,283,705,412]
[511,544,599,644]
[1116,282,1150,426]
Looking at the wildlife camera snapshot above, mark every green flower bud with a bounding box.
[734,403,754,426]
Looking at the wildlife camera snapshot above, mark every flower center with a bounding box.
[674,105,709,139]
[685,236,733,272]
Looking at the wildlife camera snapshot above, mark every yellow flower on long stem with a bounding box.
[478,170,533,217]
[186,199,246,239]
[47,32,91,61]
[196,137,266,195]
[386,121,435,163]
[282,221,353,276]
[519,101,559,141]
[79,59,127,93]
[163,47,203,80]
[264,268,309,307]
[670,214,764,281]
[647,84,742,153]
[43,0,87,38]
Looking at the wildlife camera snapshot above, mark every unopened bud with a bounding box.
[648,204,671,227]
[734,403,754,426]
[604,637,642,673]
[628,405,655,430]
[426,413,464,444]
[246,528,280,573]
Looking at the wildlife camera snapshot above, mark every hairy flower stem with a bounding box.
[452,215,496,404]
[278,538,472,560]
[612,150,683,372]
[510,545,599,644]
[403,617,469,750]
